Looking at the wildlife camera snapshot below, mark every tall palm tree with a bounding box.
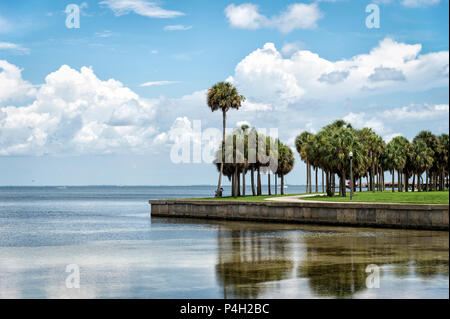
[207,82,245,196]
[382,142,397,192]
[413,131,439,191]
[437,134,449,190]
[276,142,295,195]
[411,140,434,192]
[389,136,409,192]
[295,132,314,193]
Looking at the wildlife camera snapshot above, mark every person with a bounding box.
[220,187,224,197]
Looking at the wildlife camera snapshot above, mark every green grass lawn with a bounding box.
[303,191,449,205]
[182,193,312,202]
[178,191,448,204]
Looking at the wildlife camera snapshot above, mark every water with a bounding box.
[0,186,448,299]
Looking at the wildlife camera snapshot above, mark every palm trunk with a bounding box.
[257,167,262,195]
[233,166,239,197]
[281,174,285,195]
[322,170,325,193]
[251,168,256,196]
[237,170,240,197]
[412,174,415,192]
[216,110,226,196]
[331,173,336,195]
[326,171,333,197]
[306,163,309,194]
[392,170,395,192]
[405,173,409,192]
[231,172,235,197]
[309,164,312,194]
[375,168,379,192]
[267,172,271,195]
[242,168,246,197]
[315,167,318,193]
[275,174,278,195]
[339,173,346,197]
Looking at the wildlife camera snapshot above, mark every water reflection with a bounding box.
[298,230,448,298]
[214,221,449,299]
[216,227,294,298]
[0,214,448,298]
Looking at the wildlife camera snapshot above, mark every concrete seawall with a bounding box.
[149,199,449,230]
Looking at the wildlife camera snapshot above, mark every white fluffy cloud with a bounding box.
[281,42,306,57]
[343,103,449,139]
[1,37,448,157]
[225,3,322,33]
[100,0,184,18]
[0,64,158,156]
[230,38,449,107]
[0,60,36,104]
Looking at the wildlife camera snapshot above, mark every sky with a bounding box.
[0,0,449,186]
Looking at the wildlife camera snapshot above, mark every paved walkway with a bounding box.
[265,193,328,203]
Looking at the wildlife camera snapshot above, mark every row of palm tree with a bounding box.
[296,121,449,197]
[207,81,448,198]
[213,125,294,197]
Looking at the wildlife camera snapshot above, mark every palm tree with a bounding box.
[413,131,439,191]
[382,142,397,192]
[295,132,314,193]
[388,136,410,192]
[411,140,434,192]
[207,82,245,196]
[358,128,384,192]
[276,142,295,195]
[437,134,449,190]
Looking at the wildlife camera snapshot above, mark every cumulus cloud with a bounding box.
[0,60,36,104]
[100,0,184,18]
[0,63,158,156]
[231,38,449,107]
[281,42,306,57]
[380,103,449,120]
[343,103,449,139]
[369,66,406,82]
[318,70,350,84]
[225,3,322,33]
[1,37,448,157]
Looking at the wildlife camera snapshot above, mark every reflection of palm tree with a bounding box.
[414,259,449,278]
[215,226,293,299]
[298,239,370,298]
[298,230,449,298]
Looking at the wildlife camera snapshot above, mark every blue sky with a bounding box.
[0,0,449,185]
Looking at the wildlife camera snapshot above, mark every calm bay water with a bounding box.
[0,186,448,299]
